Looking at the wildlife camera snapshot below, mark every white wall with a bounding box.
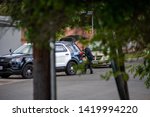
[0,27,21,55]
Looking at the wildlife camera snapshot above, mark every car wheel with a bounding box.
[0,74,10,78]
[65,61,77,75]
[22,64,33,79]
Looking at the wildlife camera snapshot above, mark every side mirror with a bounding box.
[9,49,12,54]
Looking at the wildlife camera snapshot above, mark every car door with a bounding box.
[55,44,71,67]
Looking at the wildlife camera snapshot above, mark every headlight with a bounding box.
[11,57,23,63]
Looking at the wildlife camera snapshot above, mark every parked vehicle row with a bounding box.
[0,41,84,79]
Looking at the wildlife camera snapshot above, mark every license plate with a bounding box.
[0,66,3,70]
[92,60,98,64]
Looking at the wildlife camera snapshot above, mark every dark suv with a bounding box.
[0,41,83,78]
[0,43,33,79]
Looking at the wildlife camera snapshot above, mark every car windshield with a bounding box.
[12,42,80,55]
[89,41,102,51]
[13,44,32,54]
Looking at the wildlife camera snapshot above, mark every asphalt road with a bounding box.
[0,65,150,100]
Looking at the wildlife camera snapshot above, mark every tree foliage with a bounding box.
[1,0,150,100]
[91,0,150,89]
[0,0,86,99]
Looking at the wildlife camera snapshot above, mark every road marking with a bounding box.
[0,79,27,86]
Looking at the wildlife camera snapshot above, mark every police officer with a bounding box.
[84,46,94,74]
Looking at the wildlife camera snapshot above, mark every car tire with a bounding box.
[22,64,33,79]
[65,61,77,75]
[0,74,10,78]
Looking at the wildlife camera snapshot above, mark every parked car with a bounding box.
[89,42,111,67]
[91,51,110,67]
[0,41,83,78]
[55,41,84,75]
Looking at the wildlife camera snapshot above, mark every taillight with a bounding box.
[79,52,84,60]
[80,52,84,56]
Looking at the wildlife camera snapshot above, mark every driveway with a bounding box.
[0,67,149,100]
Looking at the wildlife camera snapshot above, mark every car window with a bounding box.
[13,44,32,54]
[66,45,74,53]
[29,47,33,54]
[66,44,80,53]
[55,45,67,52]
[72,44,80,52]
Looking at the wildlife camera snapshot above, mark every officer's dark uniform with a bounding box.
[84,47,94,74]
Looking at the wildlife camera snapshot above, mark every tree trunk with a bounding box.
[111,60,128,100]
[118,47,129,99]
[33,42,51,100]
[111,47,129,100]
